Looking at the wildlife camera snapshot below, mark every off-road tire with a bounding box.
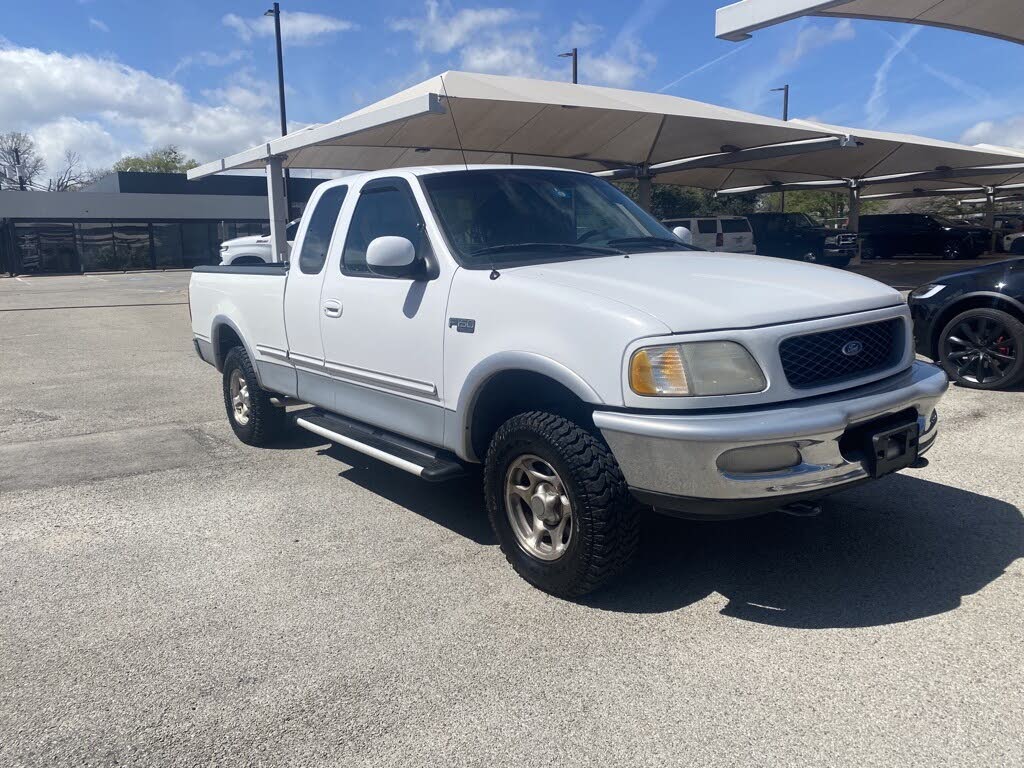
[484,411,639,598]
[222,346,286,445]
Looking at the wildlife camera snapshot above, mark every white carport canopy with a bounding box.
[189,71,856,259]
[189,71,843,178]
[716,0,1024,46]
[656,119,1024,192]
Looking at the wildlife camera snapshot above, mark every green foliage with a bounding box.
[615,182,760,220]
[112,145,199,174]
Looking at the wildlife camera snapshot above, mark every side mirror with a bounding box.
[672,226,693,245]
[366,236,419,277]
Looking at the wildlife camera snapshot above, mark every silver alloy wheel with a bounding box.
[229,369,252,426]
[504,454,573,562]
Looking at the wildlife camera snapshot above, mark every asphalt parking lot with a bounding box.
[1,270,1021,767]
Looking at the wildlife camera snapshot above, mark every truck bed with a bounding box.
[189,264,290,377]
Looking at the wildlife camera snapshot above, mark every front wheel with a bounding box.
[938,308,1024,389]
[484,412,639,598]
[942,241,964,260]
[222,346,286,445]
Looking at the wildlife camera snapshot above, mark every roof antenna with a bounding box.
[439,73,469,171]
[441,73,498,277]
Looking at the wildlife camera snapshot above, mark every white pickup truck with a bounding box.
[217,220,299,265]
[189,165,948,597]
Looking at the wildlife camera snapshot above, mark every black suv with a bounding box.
[859,213,990,260]
[745,213,856,267]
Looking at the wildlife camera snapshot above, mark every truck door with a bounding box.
[282,184,349,391]
[318,176,451,446]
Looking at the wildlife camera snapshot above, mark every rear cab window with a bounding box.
[296,185,348,274]
[720,219,750,233]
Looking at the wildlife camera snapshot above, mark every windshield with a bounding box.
[931,215,961,227]
[421,169,698,265]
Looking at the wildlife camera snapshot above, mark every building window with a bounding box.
[113,222,153,270]
[152,223,184,268]
[77,222,116,272]
[182,222,214,267]
[35,222,79,273]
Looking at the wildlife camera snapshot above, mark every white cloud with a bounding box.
[392,3,654,88]
[584,39,656,89]
[392,1,525,53]
[730,19,856,110]
[0,44,280,171]
[171,49,248,78]
[223,11,355,45]
[557,21,603,50]
[961,116,1024,151]
[782,18,854,67]
[659,44,748,93]
[865,27,920,127]
[32,117,119,172]
[88,17,109,33]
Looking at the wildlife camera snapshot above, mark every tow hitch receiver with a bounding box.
[866,421,920,478]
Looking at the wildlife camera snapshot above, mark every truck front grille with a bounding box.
[835,233,857,247]
[779,318,904,389]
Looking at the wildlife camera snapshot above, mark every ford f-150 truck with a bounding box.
[189,165,948,598]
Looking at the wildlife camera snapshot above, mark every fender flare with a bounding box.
[450,351,604,461]
[210,315,263,386]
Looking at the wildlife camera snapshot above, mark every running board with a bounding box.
[294,410,466,482]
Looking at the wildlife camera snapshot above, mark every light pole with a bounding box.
[265,3,290,215]
[771,84,789,212]
[558,48,578,84]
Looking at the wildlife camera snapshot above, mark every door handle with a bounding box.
[323,300,342,318]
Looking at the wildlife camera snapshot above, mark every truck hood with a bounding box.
[223,235,270,247]
[501,251,902,332]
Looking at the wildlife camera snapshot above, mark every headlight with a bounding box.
[824,235,838,245]
[909,284,945,300]
[629,341,766,396]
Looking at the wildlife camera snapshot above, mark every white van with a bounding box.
[662,216,756,254]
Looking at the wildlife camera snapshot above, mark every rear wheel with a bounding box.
[942,241,964,260]
[938,308,1024,389]
[222,346,286,444]
[484,411,639,598]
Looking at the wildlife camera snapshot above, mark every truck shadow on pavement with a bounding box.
[309,441,1021,629]
[586,474,1023,627]
[318,442,495,545]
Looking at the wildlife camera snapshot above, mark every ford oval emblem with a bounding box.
[842,340,864,356]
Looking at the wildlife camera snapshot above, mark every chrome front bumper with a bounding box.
[593,362,948,517]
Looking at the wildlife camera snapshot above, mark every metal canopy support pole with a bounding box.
[847,184,861,232]
[637,169,653,212]
[266,156,289,263]
[848,183,862,266]
[985,187,997,254]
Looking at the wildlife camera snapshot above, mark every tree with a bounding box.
[47,150,88,191]
[615,182,760,220]
[0,131,46,190]
[112,145,199,174]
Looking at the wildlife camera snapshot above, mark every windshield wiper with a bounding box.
[606,236,688,250]
[469,242,624,257]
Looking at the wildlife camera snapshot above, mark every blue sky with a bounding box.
[4,0,1024,178]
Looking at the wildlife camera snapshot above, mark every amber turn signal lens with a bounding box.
[629,345,690,396]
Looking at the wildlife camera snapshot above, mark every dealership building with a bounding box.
[0,172,325,275]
